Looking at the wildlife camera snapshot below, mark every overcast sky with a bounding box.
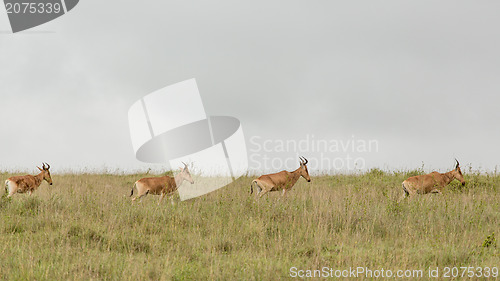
[1,1,499,174]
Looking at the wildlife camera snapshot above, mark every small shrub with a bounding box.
[367,168,386,178]
[215,240,233,254]
[482,232,496,248]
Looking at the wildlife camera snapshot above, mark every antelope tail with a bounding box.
[402,182,409,197]
[3,180,9,198]
[130,182,136,197]
[250,180,259,194]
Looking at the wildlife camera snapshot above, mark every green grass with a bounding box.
[0,171,498,280]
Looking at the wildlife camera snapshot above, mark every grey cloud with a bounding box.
[1,0,499,172]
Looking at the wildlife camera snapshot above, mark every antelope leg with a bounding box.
[158,193,166,205]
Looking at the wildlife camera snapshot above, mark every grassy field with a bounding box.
[0,169,498,280]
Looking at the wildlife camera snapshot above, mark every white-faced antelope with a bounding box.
[251,156,311,198]
[4,163,53,197]
[130,163,194,204]
[401,159,465,199]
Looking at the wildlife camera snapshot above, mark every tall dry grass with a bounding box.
[0,170,498,280]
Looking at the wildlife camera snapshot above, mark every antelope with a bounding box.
[251,156,311,198]
[130,163,194,204]
[401,159,465,199]
[4,163,53,197]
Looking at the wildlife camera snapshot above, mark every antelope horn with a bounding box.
[182,162,187,167]
[300,156,308,165]
[45,162,50,169]
[42,163,46,170]
[455,158,459,169]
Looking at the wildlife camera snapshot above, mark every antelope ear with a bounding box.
[37,166,43,171]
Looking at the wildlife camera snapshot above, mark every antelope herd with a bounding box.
[2,158,466,202]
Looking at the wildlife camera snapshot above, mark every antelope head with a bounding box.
[451,159,465,186]
[299,156,311,182]
[181,162,194,184]
[37,162,53,185]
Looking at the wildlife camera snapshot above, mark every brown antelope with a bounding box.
[4,163,53,197]
[401,159,465,199]
[130,163,194,204]
[251,156,311,198]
